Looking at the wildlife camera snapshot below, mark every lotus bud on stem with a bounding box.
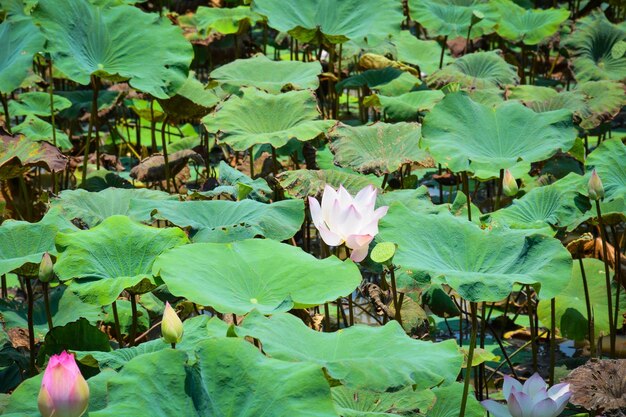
[162,301,184,348]
[502,169,518,197]
[38,351,90,417]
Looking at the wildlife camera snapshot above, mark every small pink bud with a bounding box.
[161,302,184,345]
[38,351,89,417]
[502,170,518,197]
[588,169,604,201]
[39,252,54,283]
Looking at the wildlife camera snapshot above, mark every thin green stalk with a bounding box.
[18,175,32,221]
[611,226,622,343]
[324,302,331,331]
[439,36,448,69]
[527,286,538,372]
[42,281,53,331]
[1,93,11,134]
[82,76,99,183]
[389,265,402,325]
[1,274,6,298]
[271,145,279,176]
[129,294,139,347]
[160,115,172,191]
[549,298,556,385]
[111,300,124,347]
[495,169,504,210]
[23,276,36,375]
[249,145,254,178]
[595,201,616,357]
[487,331,548,383]
[579,258,595,357]
[459,302,478,417]
[462,172,472,222]
[48,58,57,147]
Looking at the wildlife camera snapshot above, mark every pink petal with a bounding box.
[337,204,363,237]
[337,185,354,208]
[354,185,377,208]
[523,373,548,397]
[547,383,570,400]
[482,400,513,417]
[530,398,558,417]
[552,391,571,415]
[346,234,373,262]
[308,197,323,228]
[508,391,533,417]
[318,223,343,247]
[321,185,338,221]
[503,375,524,400]
[349,244,369,262]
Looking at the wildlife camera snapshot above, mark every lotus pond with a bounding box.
[0,0,625,416]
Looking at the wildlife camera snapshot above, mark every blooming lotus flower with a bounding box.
[308,184,388,262]
[161,301,184,345]
[482,373,571,417]
[38,351,89,417]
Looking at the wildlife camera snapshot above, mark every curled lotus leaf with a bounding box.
[0,129,67,179]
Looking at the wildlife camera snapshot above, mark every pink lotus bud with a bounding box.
[308,184,389,262]
[482,373,571,417]
[161,301,184,345]
[502,169,518,197]
[38,351,89,417]
[588,169,604,201]
[39,252,54,283]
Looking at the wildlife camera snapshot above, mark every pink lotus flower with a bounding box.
[308,184,388,262]
[482,373,571,417]
[38,351,90,417]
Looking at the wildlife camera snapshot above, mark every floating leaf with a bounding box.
[585,138,626,201]
[378,204,573,301]
[203,88,334,151]
[209,55,321,94]
[337,67,421,96]
[252,0,403,44]
[0,19,44,94]
[33,0,193,98]
[153,239,362,314]
[129,198,304,243]
[564,11,626,82]
[492,0,569,45]
[278,169,379,199]
[537,258,626,342]
[8,92,71,117]
[238,311,463,391]
[421,92,576,178]
[427,50,519,89]
[55,215,189,305]
[329,122,427,175]
[408,0,498,38]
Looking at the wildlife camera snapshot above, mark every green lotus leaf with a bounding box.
[332,386,435,417]
[252,0,403,44]
[575,80,626,129]
[378,204,573,302]
[429,383,484,417]
[129,198,303,243]
[38,318,111,365]
[0,0,38,19]
[56,89,121,120]
[492,0,569,45]
[585,137,626,201]
[215,160,272,202]
[153,239,362,315]
[421,92,576,179]
[209,55,321,94]
[54,215,189,305]
[88,339,337,417]
[129,99,165,123]
[427,50,519,89]
[278,168,380,199]
[366,90,444,122]
[0,220,57,276]
[12,115,72,150]
[238,311,462,391]
[8,92,71,117]
[337,67,421,96]
[157,74,221,120]
[0,19,44,94]
[393,31,453,75]
[179,5,263,37]
[563,10,626,82]
[329,122,428,175]
[102,299,149,336]
[0,130,67,179]
[203,87,334,151]
[32,0,193,98]
[482,173,591,233]
[537,258,626,342]
[408,0,499,39]
[0,286,103,340]
[50,188,174,228]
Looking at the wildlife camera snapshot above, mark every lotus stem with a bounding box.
[389,265,402,325]
[249,145,254,178]
[496,169,504,210]
[324,302,331,331]
[129,294,139,347]
[111,300,124,347]
[578,258,595,357]
[48,58,57,148]
[595,200,616,357]
[462,171,472,222]
[1,274,6,298]
[549,298,556,385]
[1,93,11,134]
[439,35,448,69]
[459,302,478,417]
[23,276,36,375]
[527,286,538,372]
[611,226,622,346]
[82,75,99,183]
[42,281,53,331]
[160,115,173,192]
[271,145,278,176]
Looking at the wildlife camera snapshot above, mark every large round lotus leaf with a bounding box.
[427,51,519,89]
[0,220,57,276]
[537,258,626,342]
[585,138,626,201]
[128,198,304,243]
[564,11,626,82]
[209,55,321,94]
[88,338,337,417]
[277,168,380,199]
[32,0,193,99]
[0,286,103,340]
[421,92,577,179]
[252,0,403,44]
[54,215,189,305]
[0,19,44,94]
[8,92,71,117]
[179,6,263,36]
[393,31,453,75]
[0,130,67,179]
[408,0,498,38]
[368,90,445,122]
[483,173,591,234]
[12,115,73,150]
[336,67,421,96]
[157,74,221,120]
[429,383,484,417]
[203,87,334,151]
[332,386,435,417]
[238,311,462,391]
[153,239,362,315]
[329,122,428,176]
[56,89,121,120]
[378,204,573,301]
[492,0,569,45]
[50,188,174,228]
